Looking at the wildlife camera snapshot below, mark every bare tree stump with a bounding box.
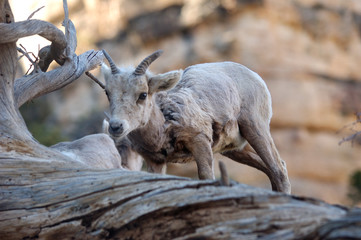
[0,1,361,239]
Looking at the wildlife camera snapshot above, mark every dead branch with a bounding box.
[17,44,40,74]
[219,160,230,186]
[8,1,101,107]
[27,6,44,20]
[17,45,35,64]
[14,49,104,107]
[0,20,66,65]
[0,0,105,161]
[0,20,65,45]
[86,71,105,89]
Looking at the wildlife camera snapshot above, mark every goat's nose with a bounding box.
[109,119,123,135]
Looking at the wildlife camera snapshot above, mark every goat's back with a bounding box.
[169,62,272,123]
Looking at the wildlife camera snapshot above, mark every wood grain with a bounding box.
[0,162,355,239]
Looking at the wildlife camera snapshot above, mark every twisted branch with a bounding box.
[8,1,103,107]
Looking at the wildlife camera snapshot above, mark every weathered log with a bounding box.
[0,160,360,240]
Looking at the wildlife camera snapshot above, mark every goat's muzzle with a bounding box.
[109,119,124,136]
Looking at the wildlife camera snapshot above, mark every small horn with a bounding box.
[134,50,163,76]
[102,50,119,74]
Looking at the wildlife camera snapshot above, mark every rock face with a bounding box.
[11,0,361,205]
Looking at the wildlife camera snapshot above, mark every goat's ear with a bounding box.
[101,63,112,82]
[148,70,182,94]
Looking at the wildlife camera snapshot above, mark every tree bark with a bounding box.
[0,0,104,163]
[1,1,361,239]
[0,159,360,240]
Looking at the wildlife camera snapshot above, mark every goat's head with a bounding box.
[101,50,182,139]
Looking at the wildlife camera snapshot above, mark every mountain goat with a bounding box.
[96,50,291,193]
[102,119,143,171]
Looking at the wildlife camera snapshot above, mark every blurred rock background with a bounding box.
[10,0,361,205]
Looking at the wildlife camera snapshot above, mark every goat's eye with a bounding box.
[138,92,147,100]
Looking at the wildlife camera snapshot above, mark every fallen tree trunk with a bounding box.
[0,157,360,239]
[1,1,361,239]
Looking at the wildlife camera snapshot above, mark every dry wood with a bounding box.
[14,48,103,107]
[219,160,230,186]
[0,160,359,239]
[86,71,105,89]
[0,0,104,158]
[0,20,65,44]
[27,6,45,20]
[0,0,361,239]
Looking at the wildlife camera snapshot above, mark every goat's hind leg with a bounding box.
[238,115,291,194]
[222,144,269,174]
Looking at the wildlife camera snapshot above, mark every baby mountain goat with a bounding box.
[102,119,143,171]
[97,50,291,193]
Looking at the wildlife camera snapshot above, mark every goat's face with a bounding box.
[102,50,182,139]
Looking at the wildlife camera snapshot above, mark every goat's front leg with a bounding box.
[186,134,215,180]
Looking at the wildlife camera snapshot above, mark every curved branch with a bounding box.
[12,16,93,107]
[14,49,104,107]
[0,20,66,65]
[38,20,77,72]
[0,19,65,45]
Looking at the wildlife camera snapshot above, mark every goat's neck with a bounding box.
[128,102,166,152]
